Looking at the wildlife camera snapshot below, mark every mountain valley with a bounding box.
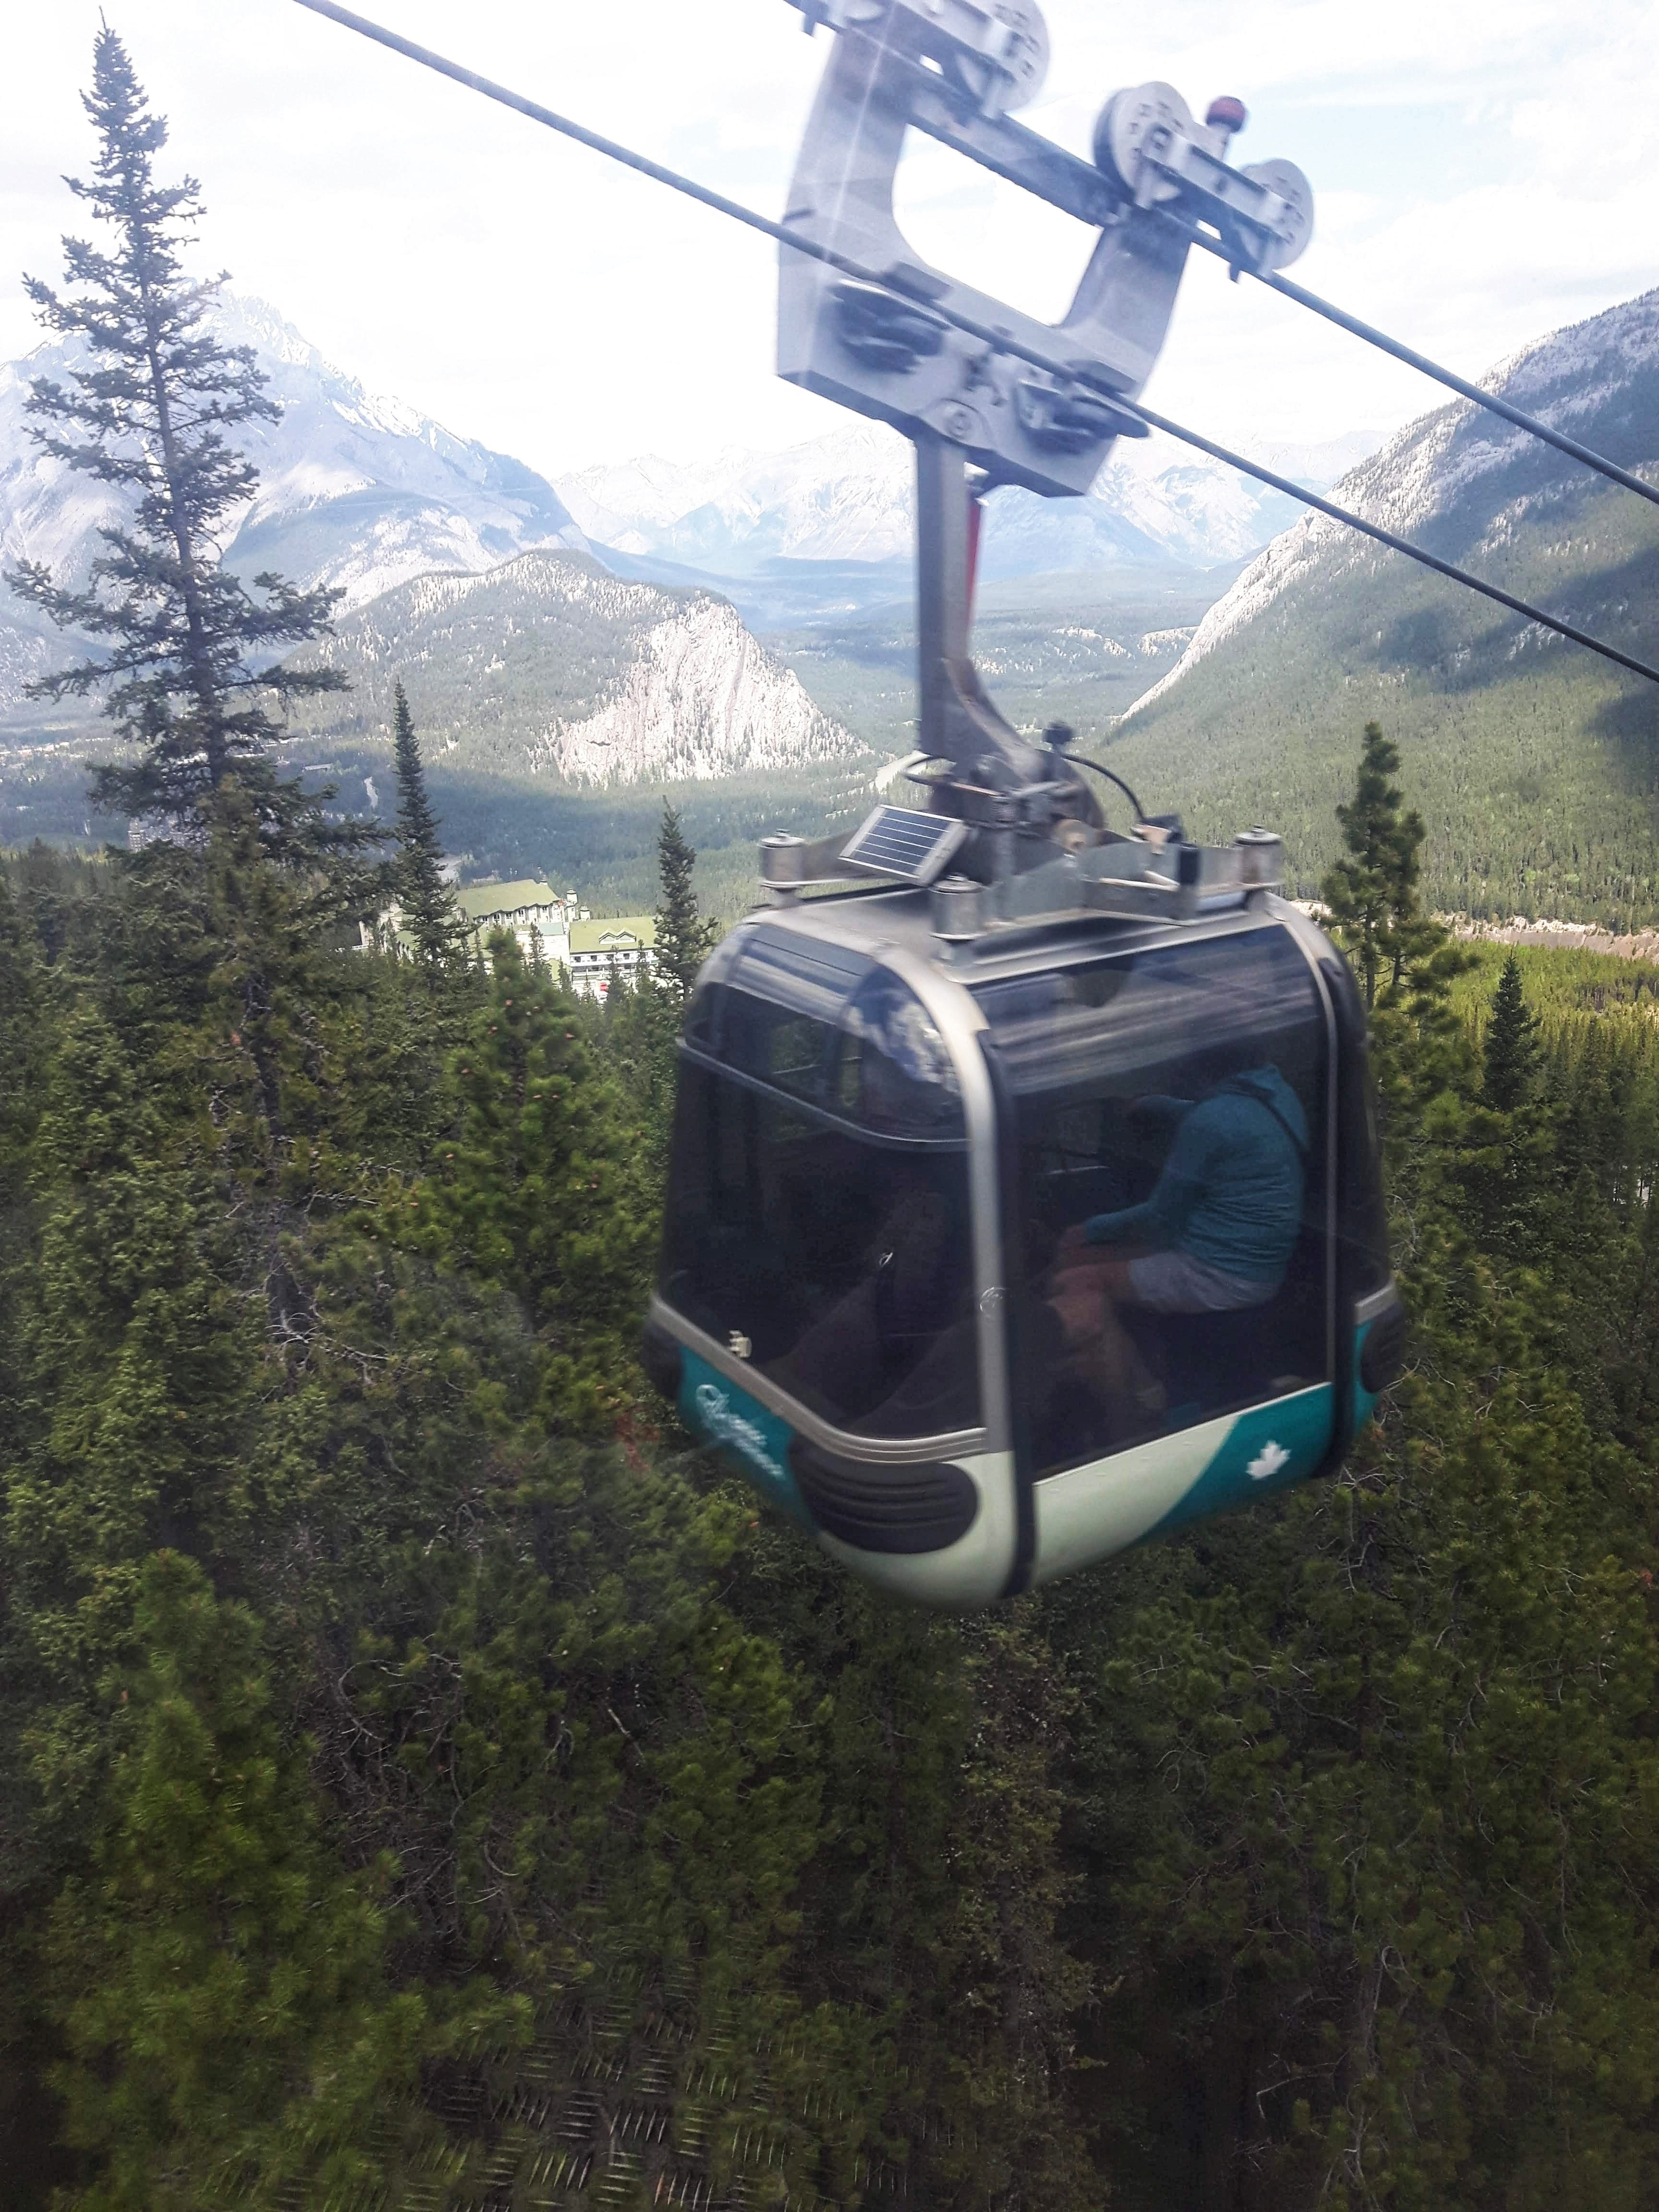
[0,294,1281,893]
[764,564,1241,769]
[12,279,1659,927]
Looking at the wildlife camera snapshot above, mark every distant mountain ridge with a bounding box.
[1107,287,1659,926]
[560,423,1374,581]
[0,291,1365,744]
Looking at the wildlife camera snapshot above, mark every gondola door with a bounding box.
[974,917,1344,1589]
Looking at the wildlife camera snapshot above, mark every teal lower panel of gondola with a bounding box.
[678,1349,814,1530]
[1030,1383,1336,1585]
[1141,1382,1337,1539]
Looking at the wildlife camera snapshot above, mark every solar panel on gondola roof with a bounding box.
[839,805,966,885]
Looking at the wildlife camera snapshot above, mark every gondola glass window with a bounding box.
[975,926,1330,1476]
[661,942,978,1441]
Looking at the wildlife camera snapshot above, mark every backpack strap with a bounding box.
[1231,1083,1310,1157]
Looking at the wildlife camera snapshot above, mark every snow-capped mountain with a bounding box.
[216,297,589,603]
[290,550,865,789]
[559,422,1374,579]
[0,294,589,714]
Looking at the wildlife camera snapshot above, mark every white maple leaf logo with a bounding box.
[1248,1440,1290,1481]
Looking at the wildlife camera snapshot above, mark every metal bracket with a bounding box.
[775,0,1313,885]
[929,829,1285,938]
[778,0,1312,495]
[760,818,1286,931]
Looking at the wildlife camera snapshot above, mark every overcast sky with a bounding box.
[2,0,1656,483]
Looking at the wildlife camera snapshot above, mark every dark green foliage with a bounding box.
[653,801,716,1001]
[1320,721,1437,1007]
[1482,951,1540,1108]
[390,680,466,972]
[6,681,1659,2212]
[45,1552,443,2211]
[421,934,652,1428]
[593,961,679,1180]
[2,31,350,850]
[0,869,42,1214]
[593,806,717,1182]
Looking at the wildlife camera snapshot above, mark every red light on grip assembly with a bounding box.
[1205,95,1248,136]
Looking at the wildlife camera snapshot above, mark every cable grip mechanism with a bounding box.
[779,0,1316,870]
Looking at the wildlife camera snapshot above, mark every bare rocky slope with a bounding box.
[289,550,866,789]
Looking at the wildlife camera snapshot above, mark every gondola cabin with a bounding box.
[644,831,1404,1608]
[636,0,1406,1606]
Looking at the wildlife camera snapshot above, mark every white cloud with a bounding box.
[0,0,1655,482]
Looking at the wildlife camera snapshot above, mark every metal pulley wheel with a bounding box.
[941,0,1049,117]
[980,0,1050,111]
[1238,158,1315,269]
[1093,81,1195,204]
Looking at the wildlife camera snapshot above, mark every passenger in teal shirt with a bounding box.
[1050,1064,1309,1414]
[1079,1066,1309,1291]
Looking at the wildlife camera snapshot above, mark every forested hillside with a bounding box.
[1111,291,1659,926]
[10,709,1659,2208]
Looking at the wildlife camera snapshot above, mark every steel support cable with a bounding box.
[1184,231,1659,515]
[285,0,1659,689]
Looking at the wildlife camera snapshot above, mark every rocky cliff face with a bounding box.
[293,551,865,789]
[526,591,852,785]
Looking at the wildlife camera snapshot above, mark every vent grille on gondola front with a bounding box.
[789,1439,979,1554]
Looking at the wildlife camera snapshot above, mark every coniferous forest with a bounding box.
[6,30,1659,2212]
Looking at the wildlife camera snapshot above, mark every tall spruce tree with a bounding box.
[1321,721,1437,1008]
[652,803,714,1002]
[390,681,464,971]
[3,30,351,851]
[1483,951,1540,1109]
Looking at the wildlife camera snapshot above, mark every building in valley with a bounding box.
[453,880,575,971]
[568,916,657,1000]
[368,879,580,971]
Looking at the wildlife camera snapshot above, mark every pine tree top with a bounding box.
[653,802,714,1003]
[1483,951,1540,1111]
[389,680,467,975]
[1321,721,1440,1009]
[3,28,359,862]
